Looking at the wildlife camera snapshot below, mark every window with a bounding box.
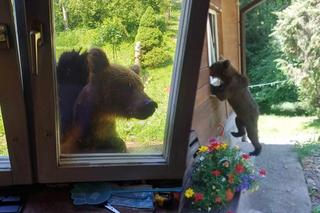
[3,0,210,184]
[207,9,219,66]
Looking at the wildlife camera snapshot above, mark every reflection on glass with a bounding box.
[54,0,181,154]
[0,107,9,156]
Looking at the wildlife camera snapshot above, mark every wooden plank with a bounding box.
[197,67,210,89]
[194,84,211,109]
[192,100,213,128]
[221,0,240,70]
[199,35,209,70]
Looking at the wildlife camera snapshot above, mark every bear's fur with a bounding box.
[58,48,157,153]
[209,59,261,156]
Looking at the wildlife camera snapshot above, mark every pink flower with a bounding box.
[194,192,204,202]
[211,170,221,176]
[259,168,267,177]
[227,211,233,213]
[209,137,218,143]
[242,153,250,160]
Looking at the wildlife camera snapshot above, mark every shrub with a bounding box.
[270,102,311,116]
[135,27,163,52]
[156,15,167,32]
[272,0,320,118]
[135,6,166,68]
[142,47,172,68]
[139,7,157,28]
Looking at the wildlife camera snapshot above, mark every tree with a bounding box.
[272,0,320,117]
[135,6,171,68]
[241,0,297,113]
[99,17,128,60]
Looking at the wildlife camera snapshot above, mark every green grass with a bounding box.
[258,115,320,140]
[0,108,8,156]
[295,139,320,160]
[258,115,320,159]
[117,64,173,147]
[313,205,320,213]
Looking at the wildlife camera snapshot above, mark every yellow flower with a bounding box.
[184,188,195,198]
[198,146,208,152]
[221,143,228,149]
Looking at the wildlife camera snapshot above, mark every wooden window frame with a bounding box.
[24,0,209,183]
[207,9,220,66]
[0,0,32,185]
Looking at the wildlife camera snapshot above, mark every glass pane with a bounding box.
[53,0,182,155]
[207,13,218,66]
[0,107,9,157]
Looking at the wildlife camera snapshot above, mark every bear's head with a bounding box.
[86,48,158,120]
[209,59,248,88]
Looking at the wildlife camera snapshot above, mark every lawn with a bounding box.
[258,115,320,145]
[0,108,8,156]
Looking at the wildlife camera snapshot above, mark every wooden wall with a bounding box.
[191,0,240,145]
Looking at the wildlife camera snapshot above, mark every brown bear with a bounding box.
[209,59,261,156]
[59,48,158,153]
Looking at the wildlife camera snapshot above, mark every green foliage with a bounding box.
[295,139,320,160]
[142,47,172,68]
[135,27,163,51]
[65,0,107,28]
[272,0,320,118]
[97,17,128,58]
[104,0,145,36]
[242,0,300,113]
[55,28,99,51]
[247,46,299,113]
[270,102,311,116]
[135,6,168,67]
[139,7,157,28]
[313,205,320,213]
[155,15,167,32]
[141,0,162,12]
[53,0,65,31]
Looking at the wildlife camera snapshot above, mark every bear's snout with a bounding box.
[134,99,158,120]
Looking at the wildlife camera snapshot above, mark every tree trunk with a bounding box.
[134,41,141,66]
[61,4,69,30]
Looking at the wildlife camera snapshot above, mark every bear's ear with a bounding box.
[222,59,230,68]
[87,48,110,74]
[129,64,141,75]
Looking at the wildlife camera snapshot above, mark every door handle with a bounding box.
[29,24,43,76]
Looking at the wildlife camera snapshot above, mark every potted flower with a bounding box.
[183,138,266,212]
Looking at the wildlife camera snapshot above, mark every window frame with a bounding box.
[207,9,220,67]
[0,0,33,185]
[24,0,210,183]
